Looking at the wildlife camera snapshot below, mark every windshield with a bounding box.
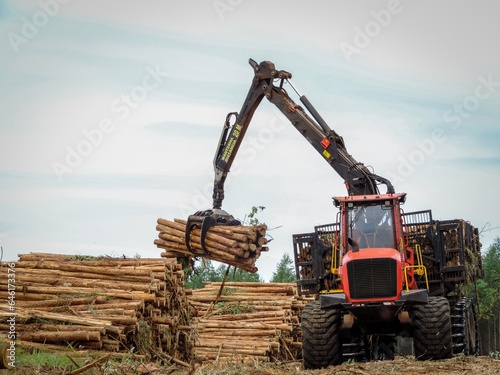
[348,204,395,249]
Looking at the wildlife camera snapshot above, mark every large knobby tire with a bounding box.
[301,300,342,369]
[411,296,453,360]
[465,297,480,356]
[449,297,467,355]
[449,297,480,356]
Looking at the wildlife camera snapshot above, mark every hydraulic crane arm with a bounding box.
[213,59,394,206]
[185,59,394,252]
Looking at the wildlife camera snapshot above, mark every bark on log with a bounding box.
[18,330,101,343]
[14,296,108,308]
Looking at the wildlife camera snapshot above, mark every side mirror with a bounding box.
[348,238,359,252]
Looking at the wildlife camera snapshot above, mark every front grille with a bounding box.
[347,258,397,299]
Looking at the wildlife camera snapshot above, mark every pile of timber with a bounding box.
[154,218,268,272]
[0,253,193,363]
[189,282,313,362]
[294,237,337,294]
[405,218,483,285]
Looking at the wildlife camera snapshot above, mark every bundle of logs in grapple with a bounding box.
[154,218,268,273]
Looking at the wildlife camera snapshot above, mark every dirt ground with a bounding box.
[194,356,500,375]
[6,355,500,375]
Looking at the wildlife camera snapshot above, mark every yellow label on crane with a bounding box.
[322,149,331,159]
[221,124,243,162]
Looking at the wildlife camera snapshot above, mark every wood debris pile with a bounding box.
[0,252,193,364]
[154,218,269,272]
[189,281,313,362]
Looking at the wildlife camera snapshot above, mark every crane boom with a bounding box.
[186,59,394,252]
[212,59,393,210]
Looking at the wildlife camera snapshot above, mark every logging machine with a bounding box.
[185,59,483,368]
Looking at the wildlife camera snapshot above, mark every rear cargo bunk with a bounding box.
[402,210,483,296]
[293,223,340,296]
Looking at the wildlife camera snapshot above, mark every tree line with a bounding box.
[185,252,295,289]
[475,237,500,320]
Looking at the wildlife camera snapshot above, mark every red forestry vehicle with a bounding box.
[185,59,483,368]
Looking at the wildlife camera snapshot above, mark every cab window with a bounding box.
[348,204,395,249]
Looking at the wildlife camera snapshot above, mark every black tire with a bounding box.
[411,296,453,360]
[449,297,467,355]
[465,297,480,356]
[301,300,342,369]
[372,336,396,361]
[449,297,479,356]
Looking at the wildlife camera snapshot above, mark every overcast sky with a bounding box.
[1,0,499,281]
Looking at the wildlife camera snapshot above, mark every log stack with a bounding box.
[0,253,193,363]
[404,217,483,278]
[189,282,313,362]
[1,253,316,365]
[154,218,268,272]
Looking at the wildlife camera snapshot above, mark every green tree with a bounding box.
[216,263,262,282]
[245,206,266,226]
[184,259,219,289]
[185,259,262,288]
[271,252,296,283]
[476,237,500,319]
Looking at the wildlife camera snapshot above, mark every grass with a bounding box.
[14,347,147,374]
[16,348,76,368]
[214,302,256,315]
[68,255,109,261]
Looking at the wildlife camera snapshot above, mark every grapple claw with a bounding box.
[199,216,216,253]
[185,209,241,254]
[185,211,209,253]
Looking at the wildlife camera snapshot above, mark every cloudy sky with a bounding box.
[1,0,499,281]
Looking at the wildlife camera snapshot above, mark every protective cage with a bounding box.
[293,223,340,296]
[402,210,483,295]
